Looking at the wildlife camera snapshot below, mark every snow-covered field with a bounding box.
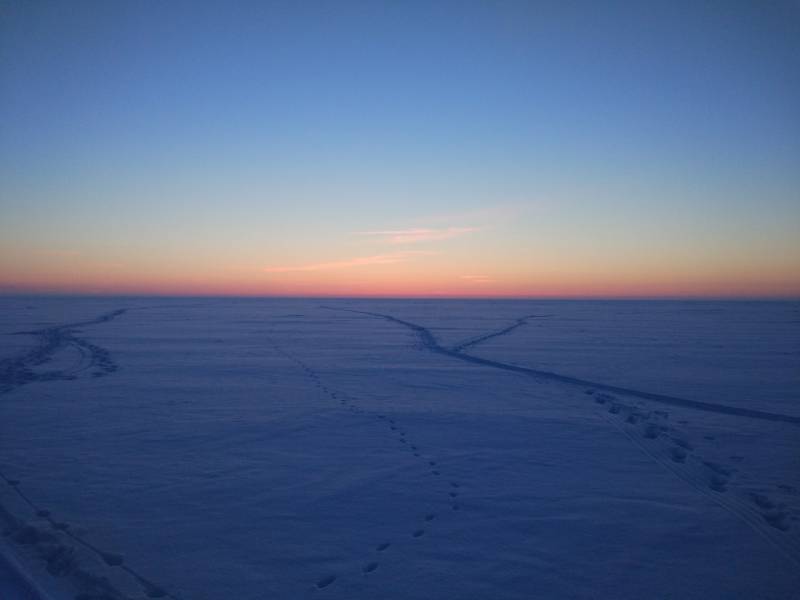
[1,297,799,600]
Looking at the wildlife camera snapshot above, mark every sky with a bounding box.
[1,0,799,298]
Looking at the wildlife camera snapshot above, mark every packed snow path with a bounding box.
[0,309,126,395]
[322,307,800,425]
[321,306,800,568]
[0,307,182,600]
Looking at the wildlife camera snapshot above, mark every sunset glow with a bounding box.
[1,2,798,298]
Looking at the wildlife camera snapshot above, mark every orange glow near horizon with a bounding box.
[2,219,798,299]
[2,265,798,299]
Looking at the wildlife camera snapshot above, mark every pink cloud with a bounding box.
[264,251,434,273]
[460,274,493,284]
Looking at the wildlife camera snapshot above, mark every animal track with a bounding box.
[762,510,791,531]
[321,306,800,425]
[320,307,800,571]
[670,447,687,463]
[643,424,662,439]
[268,332,466,589]
[752,493,776,510]
[592,386,799,565]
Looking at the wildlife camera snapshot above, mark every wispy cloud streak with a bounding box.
[460,274,493,284]
[264,251,434,273]
[356,227,477,244]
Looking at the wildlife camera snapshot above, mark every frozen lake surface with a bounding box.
[1,297,799,599]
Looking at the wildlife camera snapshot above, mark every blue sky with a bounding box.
[1,1,798,296]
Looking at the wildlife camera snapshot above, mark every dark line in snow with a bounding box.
[0,308,182,599]
[321,307,800,426]
[0,308,127,395]
[450,314,550,353]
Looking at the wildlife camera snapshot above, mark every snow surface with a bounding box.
[0,297,799,599]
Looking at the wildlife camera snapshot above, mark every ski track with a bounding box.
[266,330,464,592]
[587,390,800,567]
[321,307,800,426]
[1,308,182,600]
[0,309,127,395]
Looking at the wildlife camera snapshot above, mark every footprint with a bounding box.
[672,437,693,450]
[316,575,336,589]
[669,447,687,463]
[425,513,436,522]
[144,585,166,598]
[643,424,660,439]
[412,529,425,538]
[101,552,124,567]
[431,470,440,476]
[449,492,458,498]
[363,562,379,574]
[709,475,728,492]
[451,503,460,511]
[429,461,436,466]
[702,461,730,476]
[751,493,775,510]
[763,510,790,531]
[450,482,460,488]
[376,543,390,552]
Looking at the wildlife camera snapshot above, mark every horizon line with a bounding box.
[1,291,798,302]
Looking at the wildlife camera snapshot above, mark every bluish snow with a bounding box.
[1,298,798,599]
